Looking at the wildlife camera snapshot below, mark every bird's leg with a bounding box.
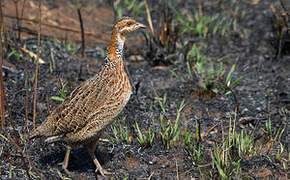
[86,140,111,176]
[58,146,72,175]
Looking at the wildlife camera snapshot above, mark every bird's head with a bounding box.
[114,17,146,38]
[108,17,146,61]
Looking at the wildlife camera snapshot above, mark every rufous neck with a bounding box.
[107,28,125,62]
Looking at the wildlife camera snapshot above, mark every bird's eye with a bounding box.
[127,22,133,26]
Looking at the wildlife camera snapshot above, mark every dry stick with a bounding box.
[1,4,7,50]
[157,0,162,43]
[4,94,15,130]
[4,14,98,37]
[7,23,108,45]
[13,0,20,43]
[201,121,222,141]
[20,46,45,64]
[18,0,27,42]
[0,0,5,130]
[143,0,155,36]
[228,113,232,160]
[280,0,290,17]
[270,4,288,58]
[0,1,14,132]
[32,0,41,129]
[24,70,29,131]
[77,8,86,58]
[5,15,108,44]
[4,131,32,179]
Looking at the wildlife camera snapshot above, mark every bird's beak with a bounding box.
[136,23,146,29]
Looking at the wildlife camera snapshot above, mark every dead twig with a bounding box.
[1,2,7,50]
[24,70,29,131]
[175,157,179,180]
[143,0,155,36]
[280,0,290,17]
[0,0,5,130]
[4,14,99,37]
[270,3,290,57]
[4,94,15,130]
[13,0,20,43]
[200,121,221,141]
[77,8,86,58]
[5,21,108,44]
[18,0,27,42]
[32,0,41,129]
[0,0,14,132]
[4,131,32,179]
[20,45,45,64]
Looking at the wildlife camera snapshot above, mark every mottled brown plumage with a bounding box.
[29,17,146,176]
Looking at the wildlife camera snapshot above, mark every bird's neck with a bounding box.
[107,28,125,62]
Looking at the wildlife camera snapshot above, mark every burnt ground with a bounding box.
[0,0,289,179]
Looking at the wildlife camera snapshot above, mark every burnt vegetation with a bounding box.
[0,0,289,179]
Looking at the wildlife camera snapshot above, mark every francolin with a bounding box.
[29,17,146,176]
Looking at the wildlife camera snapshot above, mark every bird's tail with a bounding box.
[29,118,64,143]
[29,126,43,140]
[28,118,54,140]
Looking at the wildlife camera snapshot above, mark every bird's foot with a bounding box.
[58,162,73,176]
[95,167,111,177]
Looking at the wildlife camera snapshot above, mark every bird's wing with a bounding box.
[47,66,116,136]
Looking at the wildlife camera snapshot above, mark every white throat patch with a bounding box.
[116,33,125,57]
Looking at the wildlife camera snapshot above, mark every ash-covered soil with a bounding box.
[1,0,289,179]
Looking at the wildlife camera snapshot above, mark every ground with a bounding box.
[0,0,289,180]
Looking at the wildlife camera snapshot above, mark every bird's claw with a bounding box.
[95,167,111,177]
[58,162,73,176]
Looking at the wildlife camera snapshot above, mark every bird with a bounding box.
[29,17,146,176]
